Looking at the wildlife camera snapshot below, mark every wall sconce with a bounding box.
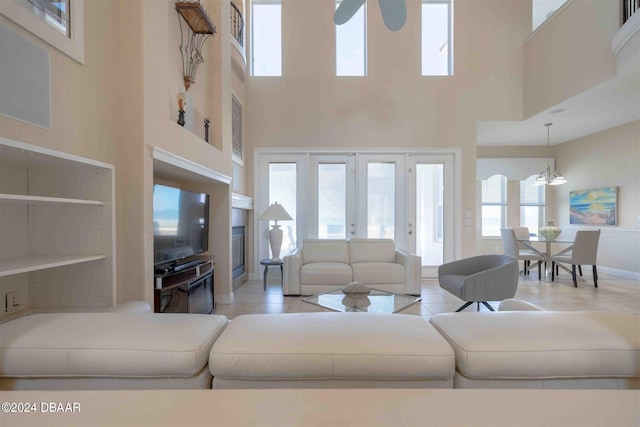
[175,1,217,90]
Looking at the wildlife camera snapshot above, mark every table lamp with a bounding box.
[259,202,293,261]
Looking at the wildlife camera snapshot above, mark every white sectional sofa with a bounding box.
[0,310,228,390]
[1,300,638,391]
[282,238,421,296]
[430,305,640,389]
[207,302,640,390]
[209,312,455,389]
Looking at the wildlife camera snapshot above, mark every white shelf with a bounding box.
[0,138,115,314]
[0,254,107,277]
[0,194,105,206]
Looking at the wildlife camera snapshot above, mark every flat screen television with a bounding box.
[153,184,209,267]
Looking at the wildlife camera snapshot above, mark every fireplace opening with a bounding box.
[232,226,245,279]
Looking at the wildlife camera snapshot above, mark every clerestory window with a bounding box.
[335,0,367,76]
[422,0,453,76]
[251,0,282,76]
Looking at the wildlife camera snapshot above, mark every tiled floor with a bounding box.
[215,271,640,319]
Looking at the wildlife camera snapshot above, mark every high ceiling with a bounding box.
[477,69,640,147]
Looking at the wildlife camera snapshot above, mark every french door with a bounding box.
[258,151,457,277]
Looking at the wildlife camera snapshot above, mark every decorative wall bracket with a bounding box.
[176,1,217,90]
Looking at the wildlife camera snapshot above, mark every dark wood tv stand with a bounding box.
[154,256,215,314]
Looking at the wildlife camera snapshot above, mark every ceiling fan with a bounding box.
[334,0,407,31]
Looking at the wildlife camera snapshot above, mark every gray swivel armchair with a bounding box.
[438,254,519,312]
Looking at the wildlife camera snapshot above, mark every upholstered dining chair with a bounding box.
[438,254,519,312]
[551,229,601,287]
[512,226,535,274]
[501,228,544,280]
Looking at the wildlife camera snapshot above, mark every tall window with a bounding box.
[252,0,282,76]
[269,163,296,251]
[336,1,367,76]
[481,175,506,237]
[520,175,545,236]
[422,0,452,76]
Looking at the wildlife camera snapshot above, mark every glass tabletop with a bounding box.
[302,288,421,313]
[520,236,574,244]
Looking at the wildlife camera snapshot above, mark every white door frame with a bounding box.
[255,148,462,279]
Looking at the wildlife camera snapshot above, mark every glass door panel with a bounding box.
[357,154,405,244]
[407,154,455,277]
[367,162,396,239]
[268,163,297,253]
[318,163,347,238]
[416,163,444,265]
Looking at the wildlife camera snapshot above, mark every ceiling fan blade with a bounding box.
[378,0,407,31]
[334,0,367,25]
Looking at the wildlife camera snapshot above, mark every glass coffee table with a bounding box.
[302,288,421,313]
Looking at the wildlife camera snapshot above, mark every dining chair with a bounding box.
[512,226,534,274]
[551,229,601,287]
[501,228,544,280]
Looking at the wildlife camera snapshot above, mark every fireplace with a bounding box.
[232,226,245,279]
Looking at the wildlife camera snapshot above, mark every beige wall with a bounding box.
[0,1,143,303]
[2,0,635,306]
[141,0,236,303]
[550,121,640,274]
[1,0,240,305]
[246,0,530,258]
[523,0,619,117]
[477,121,640,275]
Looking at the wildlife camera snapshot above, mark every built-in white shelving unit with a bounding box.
[0,138,115,318]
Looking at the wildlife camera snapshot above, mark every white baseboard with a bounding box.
[598,266,640,281]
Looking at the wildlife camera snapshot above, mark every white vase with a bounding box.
[539,221,561,241]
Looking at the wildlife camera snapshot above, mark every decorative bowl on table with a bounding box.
[342,282,371,296]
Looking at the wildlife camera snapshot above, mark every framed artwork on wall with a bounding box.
[0,0,85,64]
[232,94,243,165]
[569,187,618,226]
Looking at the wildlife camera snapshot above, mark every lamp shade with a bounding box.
[259,202,292,222]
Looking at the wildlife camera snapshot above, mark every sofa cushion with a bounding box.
[209,313,455,381]
[349,238,396,263]
[351,262,404,285]
[303,239,349,264]
[430,311,640,379]
[0,313,228,378]
[301,262,353,286]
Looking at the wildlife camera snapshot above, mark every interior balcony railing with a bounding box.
[231,2,244,47]
[624,0,639,23]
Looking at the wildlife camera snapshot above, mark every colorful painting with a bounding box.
[570,187,618,226]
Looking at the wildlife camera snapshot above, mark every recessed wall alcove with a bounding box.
[152,147,234,304]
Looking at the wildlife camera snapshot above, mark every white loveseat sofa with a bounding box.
[282,238,421,296]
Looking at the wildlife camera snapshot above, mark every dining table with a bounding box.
[517,236,575,283]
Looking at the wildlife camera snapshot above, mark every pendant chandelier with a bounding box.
[534,123,567,186]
